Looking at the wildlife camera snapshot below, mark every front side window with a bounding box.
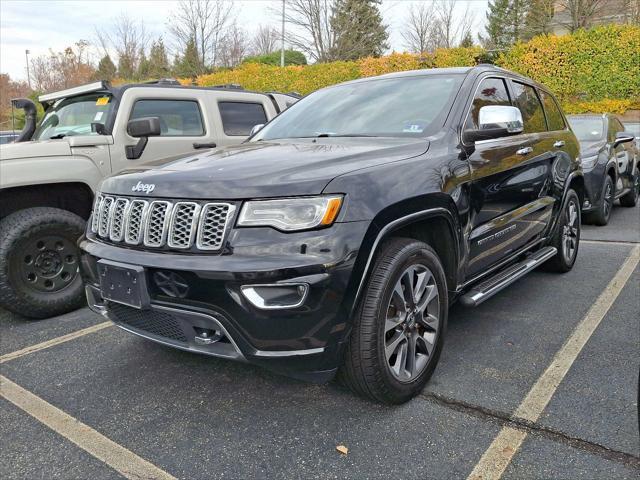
[130,100,204,136]
[567,116,605,142]
[465,77,511,131]
[254,74,464,140]
[511,81,546,134]
[33,93,114,140]
[219,102,268,136]
[539,90,565,131]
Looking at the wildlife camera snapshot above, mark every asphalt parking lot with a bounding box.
[1,204,639,480]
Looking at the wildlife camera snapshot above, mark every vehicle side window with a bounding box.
[511,81,546,133]
[219,102,268,136]
[608,118,619,142]
[539,90,565,131]
[130,100,204,136]
[465,78,511,131]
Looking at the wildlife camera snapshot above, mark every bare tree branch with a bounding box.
[252,24,280,55]
[281,0,337,62]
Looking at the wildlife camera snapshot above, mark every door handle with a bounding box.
[553,140,565,148]
[193,142,217,149]
[516,147,533,155]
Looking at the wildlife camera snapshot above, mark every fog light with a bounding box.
[194,327,222,345]
[241,283,309,310]
[583,200,591,209]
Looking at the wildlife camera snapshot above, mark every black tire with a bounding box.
[619,172,639,207]
[585,175,614,226]
[338,238,448,404]
[0,207,86,319]
[544,189,581,273]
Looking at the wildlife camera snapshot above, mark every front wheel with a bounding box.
[619,172,639,207]
[0,207,86,319]
[339,238,448,404]
[544,189,581,273]
[585,175,614,226]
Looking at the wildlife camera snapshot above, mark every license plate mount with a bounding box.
[97,260,150,309]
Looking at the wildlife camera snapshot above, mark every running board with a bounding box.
[460,246,557,307]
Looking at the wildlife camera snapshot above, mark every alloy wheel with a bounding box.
[384,264,440,383]
[603,181,613,219]
[562,199,579,264]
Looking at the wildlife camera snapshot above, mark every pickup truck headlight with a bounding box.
[580,154,598,171]
[237,195,343,231]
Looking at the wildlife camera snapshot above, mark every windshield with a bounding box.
[567,116,605,142]
[33,93,114,140]
[623,122,640,137]
[253,74,464,141]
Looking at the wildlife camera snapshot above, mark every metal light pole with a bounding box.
[280,0,285,67]
[25,49,31,89]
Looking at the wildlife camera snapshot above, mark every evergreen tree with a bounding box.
[148,38,170,78]
[523,0,555,39]
[117,53,136,80]
[460,32,474,48]
[482,0,532,50]
[173,37,201,78]
[95,54,117,81]
[330,0,389,61]
[136,48,150,80]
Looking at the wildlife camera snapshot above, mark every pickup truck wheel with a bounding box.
[544,189,581,273]
[584,176,614,226]
[339,238,448,404]
[0,207,86,319]
[619,173,638,207]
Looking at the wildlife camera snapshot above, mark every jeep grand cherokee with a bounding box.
[80,66,583,404]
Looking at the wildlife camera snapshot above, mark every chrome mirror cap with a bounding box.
[478,105,524,134]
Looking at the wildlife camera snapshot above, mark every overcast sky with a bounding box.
[0,0,489,81]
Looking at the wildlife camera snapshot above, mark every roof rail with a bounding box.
[142,78,182,86]
[212,83,244,90]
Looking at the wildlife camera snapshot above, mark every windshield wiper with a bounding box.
[315,133,377,138]
[49,134,67,139]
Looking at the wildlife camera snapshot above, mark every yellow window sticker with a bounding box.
[96,97,110,106]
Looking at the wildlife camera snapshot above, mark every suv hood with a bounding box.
[0,139,72,160]
[100,138,429,199]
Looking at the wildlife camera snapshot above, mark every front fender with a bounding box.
[0,155,104,192]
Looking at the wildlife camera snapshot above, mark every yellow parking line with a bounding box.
[1,375,176,480]
[467,245,640,480]
[0,321,113,364]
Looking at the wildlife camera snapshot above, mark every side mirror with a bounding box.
[249,123,265,137]
[127,117,161,138]
[126,117,161,160]
[464,105,524,143]
[613,131,635,147]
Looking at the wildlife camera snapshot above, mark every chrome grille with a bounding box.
[91,195,233,251]
[144,201,172,247]
[168,202,201,249]
[197,203,234,250]
[125,200,149,245]
[90,194,103,233]
[108,198,129,242]
[98,197,114,237]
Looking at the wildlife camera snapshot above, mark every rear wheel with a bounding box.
[0,207,86,319]
[339,238,448,404]
[544,189,581,273]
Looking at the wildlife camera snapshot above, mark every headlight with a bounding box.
[580,154,598,171]
[237,195,343,231]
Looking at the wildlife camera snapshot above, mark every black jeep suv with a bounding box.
[80,66,583,404]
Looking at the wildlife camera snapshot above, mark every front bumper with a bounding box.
[79,221,370,382]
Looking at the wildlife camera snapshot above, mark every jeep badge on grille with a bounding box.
[132,181,155,194]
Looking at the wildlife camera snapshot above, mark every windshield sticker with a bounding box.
[94,112,104,121]
[402,122,425,133]
[96,97,110,106]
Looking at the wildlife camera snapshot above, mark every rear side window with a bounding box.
[130,100,204,136]
[511,82,546,133]
[539,91,565,131]
[465,78,511,131]
[219,102,268,136]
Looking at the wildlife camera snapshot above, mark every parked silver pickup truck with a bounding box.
[0,79,298,318]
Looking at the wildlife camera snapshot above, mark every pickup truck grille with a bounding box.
[91,195,235,251]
